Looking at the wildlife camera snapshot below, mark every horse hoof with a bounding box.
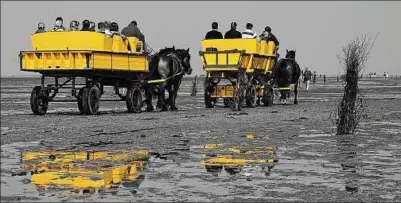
[146,106,155,112]
[294,101,298,105]
[161,106,169,112]
[170,107,178,111]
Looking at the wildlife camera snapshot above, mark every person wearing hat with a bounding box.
[260,26,279,46]
[242,22,257,38]
[52,17,66,31]
[35,22,46,34]
[224,22,242,39]
[205,22,223,40]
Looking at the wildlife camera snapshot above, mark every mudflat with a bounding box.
[1,77,401,202]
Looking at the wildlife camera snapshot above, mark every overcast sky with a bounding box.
[1,1,400,77]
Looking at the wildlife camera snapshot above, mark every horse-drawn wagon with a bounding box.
[199,39,278,110]
[20,31,192,115]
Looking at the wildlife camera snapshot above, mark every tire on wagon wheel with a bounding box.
[246,85,257,108]
[82,86,101,115]
[262,84,274,106]
[126,86,142,113]
[30,86,49,115]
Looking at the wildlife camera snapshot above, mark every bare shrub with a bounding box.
[335,34,377,135]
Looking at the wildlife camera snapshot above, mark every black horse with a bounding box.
[144,46,192,111]
[273,49,301,104]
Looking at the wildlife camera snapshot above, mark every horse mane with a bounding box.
[158,47,175,55]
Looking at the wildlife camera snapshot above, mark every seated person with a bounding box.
[242,22,257,38]
[96,22,106,33]
[109,22,119,34]
[121,21,145,43]
[224,22,242,39]
[103,21,113,38]
[81,20,91,31]
[259,26,279,47]
[205,22,223,39]
[35,22,46,34]
[52,17,66,31]
[89,21,96,31]
[69,20,80,31]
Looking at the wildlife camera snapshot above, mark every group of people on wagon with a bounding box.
[34,17,146,45]
[204,22,279,47]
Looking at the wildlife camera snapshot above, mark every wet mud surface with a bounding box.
[1,77,401,202]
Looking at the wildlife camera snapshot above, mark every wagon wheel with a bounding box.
[204,85,216,108]
[246,85,257,108]
[77,87,85,114]
[30,86,49,115]
[126,86,142,113]
[82,86,101,115]
[262,83,274,106]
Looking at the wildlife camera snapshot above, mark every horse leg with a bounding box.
[294,82,299,104]
[170,79,181,111]
[166,84,175,110]
[145,87,154,112]
[157,82,168,111]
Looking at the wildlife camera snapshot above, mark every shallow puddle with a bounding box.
[2,131,401,201]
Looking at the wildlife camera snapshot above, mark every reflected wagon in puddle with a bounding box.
[200,137,279,180]
[19,149,152,196]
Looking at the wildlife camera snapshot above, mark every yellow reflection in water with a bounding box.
[200,135,278,177]
[21,149,151,192]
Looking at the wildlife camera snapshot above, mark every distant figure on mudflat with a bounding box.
[313,71,317,84]
[69,20,80,31]
[224,22,242,39]
[259,26,279,47]
[52,17,66,31]
[35,22,46,34]
[303,67,312,91]
[242,22,257,39]
[205,22,223,40]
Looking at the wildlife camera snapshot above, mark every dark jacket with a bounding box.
[35,29,45,34]
[121,23,145,43]
[224,29,242,39]
[304,70,312,81]
[205,30,223,40]
[261,31,279,46]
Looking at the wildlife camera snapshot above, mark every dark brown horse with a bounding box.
[144,46,192,111]
[273,49,301,104]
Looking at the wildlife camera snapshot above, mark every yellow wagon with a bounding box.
[199,39,277,110]
[20,31,151,115]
